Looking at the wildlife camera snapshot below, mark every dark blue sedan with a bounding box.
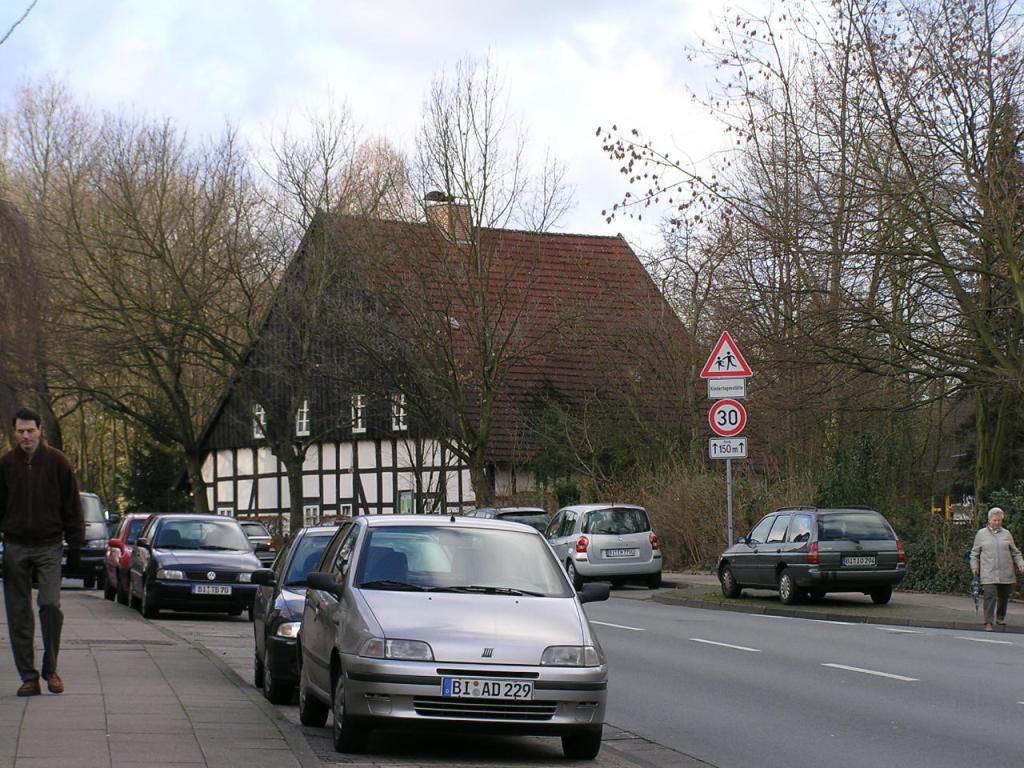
[251,525,335,703]
[129,514,260,619]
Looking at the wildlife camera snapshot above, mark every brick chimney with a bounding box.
[424,192,472,243]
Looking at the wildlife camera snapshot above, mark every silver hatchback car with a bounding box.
[545,504,662,589]
[298,515,610,759]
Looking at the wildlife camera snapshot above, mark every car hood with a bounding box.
[155,549,260,570]
[359,591,585,665]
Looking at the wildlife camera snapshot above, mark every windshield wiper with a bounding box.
[359,579,426,591]
[198,544,236,550]
[434,585,545,597]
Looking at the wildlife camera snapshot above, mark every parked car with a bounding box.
[716,506,907,605]
[64,492,118,589]
[545,504,662,590]
[129,514,260,619]
[239,519,276,566]
[251,525,336,703]
[298,515,610,759]
[464,506,550,532]
[103,513,153,604]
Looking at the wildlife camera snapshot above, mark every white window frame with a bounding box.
[252,404,266,439]
[303,503,321,527]
[351,394,367,434]
[391,392,407,431]
[216,506,234,517]
[296,399,310,437]
[340,503,352,517]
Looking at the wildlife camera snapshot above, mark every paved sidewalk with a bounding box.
[656,571,1024,633]
[0,586,318,768]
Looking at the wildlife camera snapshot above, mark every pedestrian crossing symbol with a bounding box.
[700,331,753,378]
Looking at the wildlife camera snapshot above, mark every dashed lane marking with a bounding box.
[690,638,761,652]
[822,663,918,682]
[876,627,921,634]
[955,636,1013,645]
[590,620,645,632]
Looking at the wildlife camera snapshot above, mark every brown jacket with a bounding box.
[0,442,84,547]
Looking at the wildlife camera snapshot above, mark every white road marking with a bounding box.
[690,638,761,652]
[590,620,645,632]
[807,619,856,626]
[876,627,920,634]
[822,663,918,682]
[955,636,1013,645]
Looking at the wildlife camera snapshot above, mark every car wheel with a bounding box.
[264,647,292,705]
[870,585,893,605]
[82,575,96,590]
[332,670,368,753]
[116,571,129,605]
[103,573,117,601]
[647,571,662,590]
[141,579,160,618]
[130,576,142,611]
[610,577,626,588]
[565,560,584,591]
[247,604,254,622]
[561,726,603,760]
[254,652,265,689]
[298,662,329,727]
[720,565,742,598]
[778,570,801,605]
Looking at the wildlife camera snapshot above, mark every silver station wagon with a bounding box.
[298,515,610,759]
[545,504,663,589]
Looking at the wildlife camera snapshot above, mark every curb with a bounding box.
[651,592,1024,634]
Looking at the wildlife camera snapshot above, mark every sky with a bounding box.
[0,0,752,252]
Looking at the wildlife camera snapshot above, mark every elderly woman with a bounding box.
[970,507,1024,630]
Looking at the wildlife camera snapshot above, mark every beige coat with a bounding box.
[970,526,1024,584]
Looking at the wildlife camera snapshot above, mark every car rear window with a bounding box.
[81,495,105,523]
[818,513,896,542]
[583,508,651,535]
[240,522,271,536]
[126,517,148,543]
[283,533,333,586]
[496,512,549,532]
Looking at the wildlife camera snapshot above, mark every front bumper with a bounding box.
[266,634,299,682]
[149,580,258,612]
[63,546,106,578]
[339,655,607,734]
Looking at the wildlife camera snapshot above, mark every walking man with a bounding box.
[970,506,1024,631]
[0,407,84,695]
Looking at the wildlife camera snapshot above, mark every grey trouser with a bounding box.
[2,540,64,682]
[982,583,1012,625]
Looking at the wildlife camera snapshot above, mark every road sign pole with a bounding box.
[726,458,734,546]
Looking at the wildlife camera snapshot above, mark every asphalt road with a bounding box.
[587,595,1024,768]
[96,587,1024,767]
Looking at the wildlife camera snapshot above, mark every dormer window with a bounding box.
[252,404,267,439]
[351,394,366,434]
[296,399,310,437]
[391,393,407,431]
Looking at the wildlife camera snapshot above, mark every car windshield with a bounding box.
[583,507,650,535]
[81,495,105,523]
[154,520,251,550]
[240,521,270,537]
[496,512,549,532]
[283,534,333,586]
[355,526,572,597]
[818,513,896,542]
[126,517,148,544]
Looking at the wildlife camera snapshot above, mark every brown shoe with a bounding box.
[984,623,993,631]
[44,673,64,694]
[16,679,41,697]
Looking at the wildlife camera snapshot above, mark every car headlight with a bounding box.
[86,539,108,549]
[156,569,184,580]
[238,572,252,583]
[274,622,301,638]
[359,637,434,661]
[541,645,603,667]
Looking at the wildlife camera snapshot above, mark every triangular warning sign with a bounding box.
[700,331,753,378]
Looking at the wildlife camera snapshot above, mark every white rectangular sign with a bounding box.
[708,378,746,399]
[709,438,747,460]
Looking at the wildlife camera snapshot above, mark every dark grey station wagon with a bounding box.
[716,507,907,605]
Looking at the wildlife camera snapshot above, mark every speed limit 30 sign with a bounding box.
[708,398,747,437]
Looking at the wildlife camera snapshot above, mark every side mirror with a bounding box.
[306,571,344,597]
[577,582,610,604]
[737,536,748,545]
[251,568,277,587]
[108,538,124,551]
[135,537,151,550]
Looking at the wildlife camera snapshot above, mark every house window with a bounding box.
[340,503,352,517]
[252,404,266,439]
[398,490,414,515]
[296,399,310,437]
[351,394,366,434]
[216,506,234,517]
[303,503,321,527]
[391,393,407,431]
